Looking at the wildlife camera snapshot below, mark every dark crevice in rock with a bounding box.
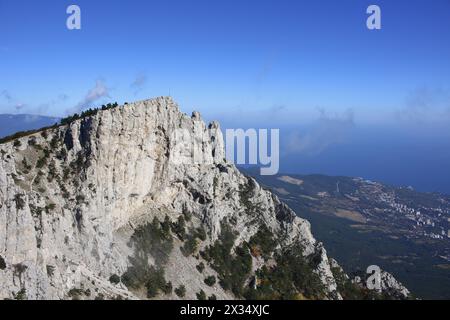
[79,118,93,157]
[0,255,6,270]
[75,209,83,231]
[63,129,74,151]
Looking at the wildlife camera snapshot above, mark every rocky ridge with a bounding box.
[0,97,409,300]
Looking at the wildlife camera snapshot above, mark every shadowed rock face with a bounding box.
[0,97,409,300]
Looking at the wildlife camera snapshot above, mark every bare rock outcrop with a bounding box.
[0,97,408,300]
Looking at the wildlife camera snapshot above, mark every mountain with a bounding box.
[0,114,60,139]
[0,97,409,300]
[246,170,450,299]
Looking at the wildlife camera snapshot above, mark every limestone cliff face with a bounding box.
[0,97,407,300]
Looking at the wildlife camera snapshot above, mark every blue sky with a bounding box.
[1,0,450,191]
[1,0,449,124]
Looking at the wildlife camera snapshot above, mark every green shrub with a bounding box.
[171,215,186,240]
[196,262,205,273]
[121,258,148,290]
[143,267,172,298]
[161,215,171,234]
[248,225,276,260]
[175,285,186,298]
[122,218,174,295]
[14,288,27,300]
[204,275,216,286]
[195,227,207,241]
[247,245,326,300]
[56,147,67,160]
[50,135,59,149]
[59,103,119,127]
[203,222,252,297]
[42,148,50,157]
[330,267,386,300]
[182,205,192,221]
[30,206,43,217]
[36,156,47,169]
[196,290,207,300]
[0,102,120,147]
[122,262,172,296]
[70,153,85,173]
[239,179,255,211]
[109,274,121,285]
[45,203,56,213]
[47,161,57,182]
[95,293,105,300]
[76,195,85,204]
[162,281,173,295]
[0,124,56,146]
[14,194,26,210]
[22,158,31,171]
[28,138,37,146]
[13,263,27,277]
[129,218,173,266]
[181,234,199,257]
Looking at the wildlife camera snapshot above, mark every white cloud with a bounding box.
[1,90,12,103]
[15,103,26,111]
[285,108,355,156]
[70,80,110,114]
[397,86,450,123]
[131,73,147,95]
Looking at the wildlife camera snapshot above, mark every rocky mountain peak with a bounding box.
[0,97,410,300]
